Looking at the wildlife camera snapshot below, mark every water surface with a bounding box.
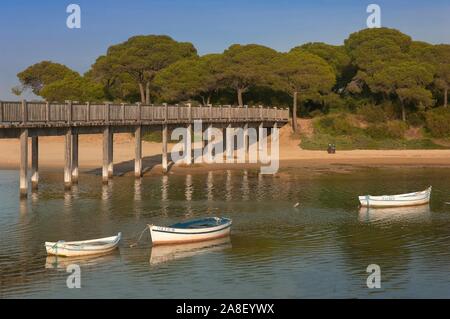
[0,167,449,298]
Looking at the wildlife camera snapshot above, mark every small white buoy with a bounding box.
[293,202,300,208]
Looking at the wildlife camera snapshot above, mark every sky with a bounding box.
[1,0,449,100]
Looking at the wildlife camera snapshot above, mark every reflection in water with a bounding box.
[45,252,120,270]
[225,170,232,201]
[185,174,193,217]
[256,173,264,201]
[101,181,113,213]
[63,190,73,214]
[161,175,169,216]
[2,167,450,298]
[31,190,39,203]
[149,236,231,266]
[206,171,214,213]
[19,198,28,216]
[207,171,214,202]
[185,174,193,202]
[72,185,80,200]
[358,205,431,224]
[241,170,249,201]
[134,179,142,202]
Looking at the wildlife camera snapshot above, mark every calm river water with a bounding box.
[0,167,449,298]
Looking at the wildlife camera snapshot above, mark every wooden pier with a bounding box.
[0,100,289,197]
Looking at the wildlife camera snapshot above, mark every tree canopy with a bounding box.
[217,44,279,106]
[272,50,335,132]
[13,28,450,125]
[91,35,197,104]
[153,54,222,105]
[369,61,434,121]
[16,61,78,96]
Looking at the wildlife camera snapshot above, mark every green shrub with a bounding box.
[309,109,324,118]
[379,101,398,120]
[357,104,387,123]
[407,111,426,127]
[316,114,360,136]
[366,121,407,139]
[425,108,450,137]
[300,133,446,150]
[143,131,162,142]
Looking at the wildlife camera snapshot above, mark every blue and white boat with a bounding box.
[149,217,232,245]
[359,186,432,208]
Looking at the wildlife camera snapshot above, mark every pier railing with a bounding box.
[0,101,289,126]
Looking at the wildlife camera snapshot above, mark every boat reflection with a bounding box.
[45,251,120,270]
[149,236,231,266]
[358,204,431,224]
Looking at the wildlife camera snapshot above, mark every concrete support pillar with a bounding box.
[102,127,111,184]
[71,134,78,183]
[258,122,264,152]
[19,129,28,198]
[222,127,227,158]
[226,124,233,159]
[64,129,72,190]
[207,123,213,156]
[108,130,114,178]
[31,136,39,190]
[135,126,142,178]
[243,123,249,157]
[162,124,168,173]
[186,124,192,165]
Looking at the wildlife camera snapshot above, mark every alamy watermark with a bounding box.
[366,4,381,28]
[366,264,381,289]
[66,4,81,29]
[170,120,279,174]
[66,264,81,288]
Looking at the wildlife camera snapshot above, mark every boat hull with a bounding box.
[149,219,232,246]
[359,187,432,208]
[45,233,121,257]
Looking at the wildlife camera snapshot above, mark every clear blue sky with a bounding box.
[1,0,449,100]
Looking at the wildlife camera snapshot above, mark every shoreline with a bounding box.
[1,135,450,175]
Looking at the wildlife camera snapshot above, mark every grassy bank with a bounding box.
[301,133,447,150]
[300,112,450,150]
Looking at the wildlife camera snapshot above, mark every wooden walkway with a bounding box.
[0,101,289,197]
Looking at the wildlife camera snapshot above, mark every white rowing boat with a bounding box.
[45,233,121,257]
[149,217,232,246]
[359,186,432,208]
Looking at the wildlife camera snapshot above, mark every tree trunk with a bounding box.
[401,102,406,122]
[444,88,448,108]
[138,83,145,104]
[292,91,298,133]
[200,96,206,106]
[206,95,211,106]
[145,82,150,105]
[237,88,244,107]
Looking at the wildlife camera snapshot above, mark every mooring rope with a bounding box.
[129,226,150,248]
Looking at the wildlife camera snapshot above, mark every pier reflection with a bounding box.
[207,171,214,202]
[241,170,249,201]
[161,175,169,216]
[149,236,231,266]
[101,181,114,213]
[225,170,232,201]
[134,179,142,202]
[185,174,193,217]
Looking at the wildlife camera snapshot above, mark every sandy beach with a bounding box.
[1,124,450,175]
